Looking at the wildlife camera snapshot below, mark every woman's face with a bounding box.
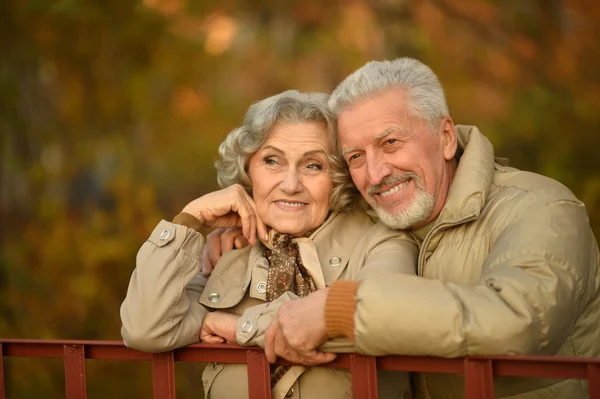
[247,121,334,236]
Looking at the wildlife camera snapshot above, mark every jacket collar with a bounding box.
[435,124,496,224]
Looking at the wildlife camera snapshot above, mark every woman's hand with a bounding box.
[182,184,268,245]
[200,311,240,344]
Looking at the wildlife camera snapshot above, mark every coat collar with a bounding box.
[436,125,496,224]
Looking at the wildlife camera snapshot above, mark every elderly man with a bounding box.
[206,58,600,398]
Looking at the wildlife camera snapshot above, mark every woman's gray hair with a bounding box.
[215,90,365,212]
[329,58,449,131]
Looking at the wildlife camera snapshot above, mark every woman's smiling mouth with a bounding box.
[274,200,308,209]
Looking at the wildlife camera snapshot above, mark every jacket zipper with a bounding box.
[417,212,479,276]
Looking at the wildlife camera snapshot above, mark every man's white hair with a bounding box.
[328,58,449,130]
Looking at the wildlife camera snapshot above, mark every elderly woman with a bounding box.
[120,90,417,399]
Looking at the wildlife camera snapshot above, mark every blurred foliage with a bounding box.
[1,0,599,397]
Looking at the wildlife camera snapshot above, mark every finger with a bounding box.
[264,322,278,363]
[242,190,267,243]
[234,235,249,249]
[205,229,225,272]
[253,209,268,243]
[236,195,256,246]
[273,330,291,361]
[299,350,337,366]
[202,335,225,344]
[243,194,257,246]
[201,245,214,277]
[221,227,243,254]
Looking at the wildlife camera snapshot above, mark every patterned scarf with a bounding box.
[264,232,318,387]
[265,233,317,301]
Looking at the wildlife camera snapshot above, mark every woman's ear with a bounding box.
[440,117,457,161]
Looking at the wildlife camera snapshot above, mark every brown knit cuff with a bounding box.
[325,280,360,342]
[172,212,205,232]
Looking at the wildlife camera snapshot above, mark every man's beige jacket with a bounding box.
[351,125,600,398]
[120,211,417,399]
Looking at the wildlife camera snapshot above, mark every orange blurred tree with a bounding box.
[1,0,599,397]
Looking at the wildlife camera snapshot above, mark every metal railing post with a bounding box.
[152,352,176,399]
[464,358,494,399]
[588,364,600,399]
[64,344,87,399]
[351,354,378,399]
[0,343,5,399]
[246,350,272,399]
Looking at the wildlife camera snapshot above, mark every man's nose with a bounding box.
[366,152,392,186]
[280,167,303,194]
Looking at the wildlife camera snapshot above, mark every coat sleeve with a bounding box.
[120,220,209,353]
[236,291,299,347]
[353,199,598,357]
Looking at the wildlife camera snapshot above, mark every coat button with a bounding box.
[285,387,294,397]
[207,292,221,303]
[159,229,171,241]
[329,256,341,266]
[241,321,253,333]
[256,281,267,294]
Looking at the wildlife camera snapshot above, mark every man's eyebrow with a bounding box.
[375,127,398,141]
[341,147,359,156]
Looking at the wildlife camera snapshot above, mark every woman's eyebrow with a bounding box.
[303,149,328,157]
[260,145,285,155]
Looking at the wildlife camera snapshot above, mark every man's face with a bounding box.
[337,88,457,230]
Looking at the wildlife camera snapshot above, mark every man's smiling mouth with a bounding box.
[379,180,410,198]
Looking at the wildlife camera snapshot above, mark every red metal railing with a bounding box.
[1,339,599,398]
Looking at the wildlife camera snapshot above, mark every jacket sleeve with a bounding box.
[236,291,298,347]
[353,199,598,357]
[120,220,209,353]
[236,291,359,352]
[237,229,419,350]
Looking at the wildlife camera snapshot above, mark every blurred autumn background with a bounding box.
[1,0,599,397]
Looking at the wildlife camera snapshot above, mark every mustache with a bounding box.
[367,173,418,196]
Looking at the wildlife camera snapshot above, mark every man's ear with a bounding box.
[440,117,457,161]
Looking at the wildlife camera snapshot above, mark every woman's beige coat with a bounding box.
[121,211,417,399]
[352,125,600,398]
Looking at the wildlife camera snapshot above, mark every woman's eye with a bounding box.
[348,154,361,162]
[307,163,323,170]
[264,157,277,165]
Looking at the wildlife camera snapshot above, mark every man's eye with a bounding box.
[348,154,361,162]
[385,138,398,145]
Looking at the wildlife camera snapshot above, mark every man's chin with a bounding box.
[373,205,432,230]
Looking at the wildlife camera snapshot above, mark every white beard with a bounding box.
[371,183,435,230]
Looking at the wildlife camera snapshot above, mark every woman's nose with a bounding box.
[280,168,302,194]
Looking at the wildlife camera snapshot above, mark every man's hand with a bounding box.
[201,227,249,276]
[264,289,335,365]
[200,311,240,344]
